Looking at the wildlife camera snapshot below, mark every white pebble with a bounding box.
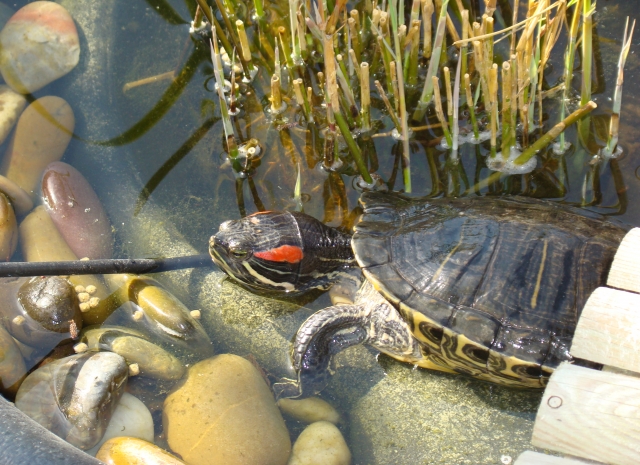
[288,421,351,465]
[79,302,90,312]
[85,285,96,294]
[129,363,140,376]
[89,297,100,308]
[74,285,85,293]
[78,292,90,302]
[190,309,201,319]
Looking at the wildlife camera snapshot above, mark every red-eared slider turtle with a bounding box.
[209,193,627,398]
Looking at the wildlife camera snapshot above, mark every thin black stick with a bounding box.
[0,255,214,278]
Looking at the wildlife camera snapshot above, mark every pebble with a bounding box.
[0,192,17,261]
[42,161,113,259]
[278,397,341,425]
[0,86,25,144]
[19,206,112,325]
[0,323,26,396]
[86,393,154,456]
[163,354,291,465]
[288,421,351,465]
[0,2,80,94]
[0,174,33,216]
[1,96,74,199]
[96,437,186,465]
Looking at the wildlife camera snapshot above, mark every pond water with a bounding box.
[3,0,640,463]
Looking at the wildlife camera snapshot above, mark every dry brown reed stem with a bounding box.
[236,20,252,63]
[270,74,283,113]
[371,8,381,32]
[488,63,498,154]
[350,9,360,31]
[511,0,519,55]
[390,62,400,115]
[374,80,402,131]
[317,72,325,98]
[443,66,453,127]
[483,16,494,65]
[422,0,434,58]
[349,49,362,80]
[296,12,307,55]
[360,62,371,131]
[292,78,305,106]
[122,71,175,92]
[323,35,340,111]
[501,62,513,154]
[398,24,407,46]
[348,18,361,61]
[484,0,496,16]
[432,76,452,146]
[472,40,490,109]
[464,73,480,138]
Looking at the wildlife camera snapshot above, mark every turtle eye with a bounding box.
[230,247,248,258]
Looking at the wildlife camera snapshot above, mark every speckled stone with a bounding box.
[1,96,74,199]
[0,2,80,94]
[96,437,186,465]
[163,354,291,465]
[42,161,113,259]
[288,421,351,465]
[86,393,154,457]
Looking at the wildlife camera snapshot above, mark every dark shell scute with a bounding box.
[449,307,499,348]
[363,264,413,303]
[354,236,391,268]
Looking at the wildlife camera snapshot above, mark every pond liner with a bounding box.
[0,395,102,465]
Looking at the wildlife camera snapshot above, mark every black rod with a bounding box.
[0,254,214,277]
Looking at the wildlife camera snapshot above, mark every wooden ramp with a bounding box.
[515,228,640,465]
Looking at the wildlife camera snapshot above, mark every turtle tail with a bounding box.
[273,305,369,399]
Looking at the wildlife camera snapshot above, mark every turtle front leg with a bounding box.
[274,281,424,398]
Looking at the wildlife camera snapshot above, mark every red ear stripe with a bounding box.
[255,245,304,263]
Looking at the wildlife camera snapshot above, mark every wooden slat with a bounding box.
[607,228,640,293]
[532,363,640,465]
[514,451,602,465]
[571,287,640,373]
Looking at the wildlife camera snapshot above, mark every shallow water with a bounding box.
[6,0,640,462]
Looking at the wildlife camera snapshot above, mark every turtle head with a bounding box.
[210,211,354,293]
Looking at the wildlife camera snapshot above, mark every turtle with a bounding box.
[209,193,628,398]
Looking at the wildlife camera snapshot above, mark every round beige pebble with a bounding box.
[278,397,341,425]
[288,421,351,465]
[163,354,291,465]
[1,96,74,199]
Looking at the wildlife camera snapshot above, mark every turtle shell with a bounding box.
[353,192,628,387]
